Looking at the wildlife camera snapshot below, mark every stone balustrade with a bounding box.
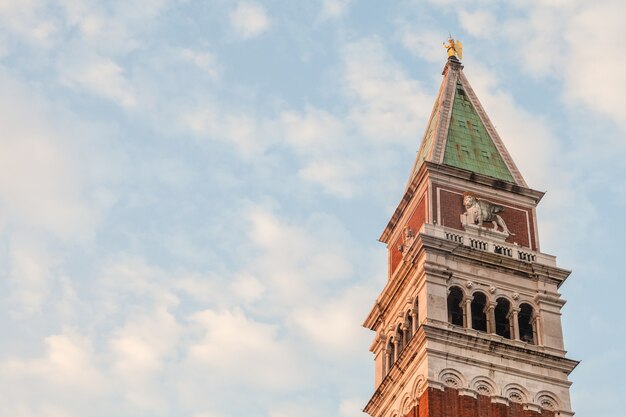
[424,223,555,267]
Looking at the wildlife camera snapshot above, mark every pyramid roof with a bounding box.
[408,58,527,188]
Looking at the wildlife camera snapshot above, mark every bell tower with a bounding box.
[363,52,578,417]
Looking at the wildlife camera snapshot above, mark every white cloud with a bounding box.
[57,0,170,54]
[245,207,353,305]
[60,53,137,108]
[319,0,352,20]
[487,0,626,134]
[229,1,270,39]
[399,27,445,63]
[458,9,496,38]
[0,70,110,240]
[0,1,60,49]
[180,48,220,80]
[279,107,346,154]
[299,158,362,198]
[343,37,432,144]
[186,308,303,390]
[181,103,274,157]
[230,273,266,302]
[0,329,107,417]
[339,398,366,417]
[8,237,55,314]
[292,285,374,355]
[563,1,626,131]
[109,308,180,376]
[108,307,181,412]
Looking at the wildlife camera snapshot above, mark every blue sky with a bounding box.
[0,1,624,416]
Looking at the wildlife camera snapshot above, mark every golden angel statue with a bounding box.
[443,38,463,60]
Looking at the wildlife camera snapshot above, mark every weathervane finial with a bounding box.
[443,37,463,61]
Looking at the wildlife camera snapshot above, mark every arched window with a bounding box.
[471,292,488,332]
[387,338,395,370]
[405,311,413,344]
[495,298,511,339]
[447,286,464,326]
[396,324,405,354]
[519,303,535,344]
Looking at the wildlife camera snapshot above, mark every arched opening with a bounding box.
[387,338,395,371]
[495,298,511,339]
[405,311,413,344]
[519,303,535,344]
[447,286,464,326]
[396,324,405,354]
[471,292,488,332]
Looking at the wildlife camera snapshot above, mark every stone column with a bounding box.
[394,337,400,361]
[486,302,496,334]
[411,309,418,334]
[533,314,542,345]
[383,349,389,376]
[402,323,410,346]
[464,296,473,329]
[510,308,520,340]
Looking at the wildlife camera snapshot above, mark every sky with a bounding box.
[0,0,624,416]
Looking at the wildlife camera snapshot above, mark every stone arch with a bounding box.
[535,391,560,411]
[400,393,413,416]
[471,290,488,332]
[447,285,465,326]
[494,296,512,339]
[411,374,426,399]
[404,309,414,343]
[503,383,529,403]
[470,375,497,396]
[518,302,536,344]
[439,368,466,389]
[396,323,405,353]
[386,336,395,372]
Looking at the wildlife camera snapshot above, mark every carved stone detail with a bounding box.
[461,192,514,236]
[398,226,415,256]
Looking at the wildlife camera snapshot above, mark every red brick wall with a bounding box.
[432,184,537,250]
[404,387,555,417]
[390,234,403,275]
[390,193,428,274]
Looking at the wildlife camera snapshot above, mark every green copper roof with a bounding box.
[442,83,514,182]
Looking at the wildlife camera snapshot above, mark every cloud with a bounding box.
[458,9,497,38]
[60,53,137,108]
[181,103,274,157]
[291,285,374,356]
[0,70,112,241]
[186,308,303,390]
[245,207,353,301]
[229,1,270,39]
[0,329,107,417]
[298,158,363,198]
[342,37,432,144]
[319,0,352,20]
[563,1,626,131]
[8,237,55,314]
[399,27,445,63]
[180,48,220,80]
[0,1,60,49]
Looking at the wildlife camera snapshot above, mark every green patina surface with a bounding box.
[442,83,514,182]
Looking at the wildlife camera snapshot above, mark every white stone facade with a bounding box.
[364,216,577,417]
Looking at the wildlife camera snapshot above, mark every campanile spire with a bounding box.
[363,47,577,417]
